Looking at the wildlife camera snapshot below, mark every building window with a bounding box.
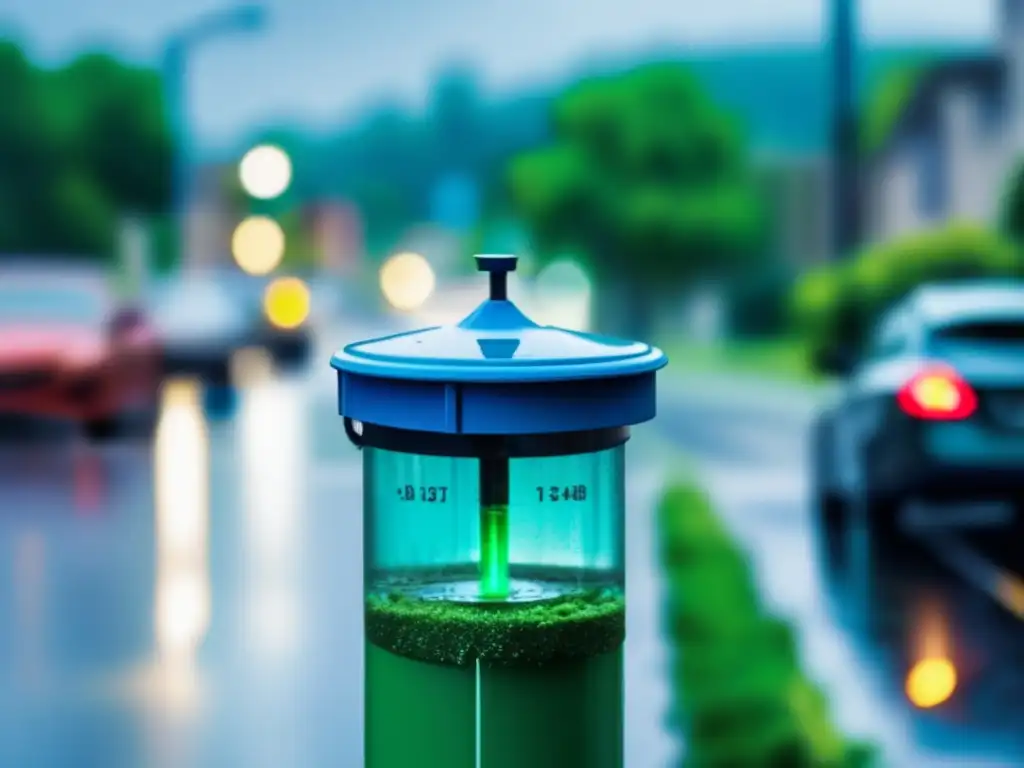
[916,131,946,219]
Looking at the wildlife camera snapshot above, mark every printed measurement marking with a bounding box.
[395,485,448,503]
[536,485,587,502]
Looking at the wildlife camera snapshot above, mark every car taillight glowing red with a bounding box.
[896,365,977,420]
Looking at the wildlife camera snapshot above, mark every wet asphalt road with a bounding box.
[0,363,365,767]
[1,322,1023,767]
[657,375,1024,768]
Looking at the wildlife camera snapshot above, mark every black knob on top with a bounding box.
[475,254,518,301]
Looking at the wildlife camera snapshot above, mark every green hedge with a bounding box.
[792,223,1024,373]
[657,480,877,768]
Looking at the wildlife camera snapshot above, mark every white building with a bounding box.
[753,151,830,267]
[866,0,1024,242]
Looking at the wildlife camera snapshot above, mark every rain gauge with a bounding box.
[331,254,667,768]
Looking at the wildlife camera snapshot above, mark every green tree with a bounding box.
[0,43,171,260]
[47,53,172,215]
[0,42,72,253]
[507,63,764,337]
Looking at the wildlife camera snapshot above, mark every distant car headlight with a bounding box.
[263,277,311,330]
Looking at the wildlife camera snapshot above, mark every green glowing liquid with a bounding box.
[365,643,623,768]
[365,640,476,768]
[478,647,623,768]
[479,504,510,599]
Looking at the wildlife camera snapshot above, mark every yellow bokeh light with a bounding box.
[263,277,310,330]
[232,216,285,276]
[380,251,436,311]
[239,144,292,200]
[905,657,957,709]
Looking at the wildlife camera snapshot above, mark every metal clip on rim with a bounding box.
[344,417,364,449]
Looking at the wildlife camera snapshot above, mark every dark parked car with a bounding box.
[149,272,256,386]
[150,269,312,385]
[810,281,1024,566]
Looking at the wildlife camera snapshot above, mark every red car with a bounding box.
[0,264,161,440]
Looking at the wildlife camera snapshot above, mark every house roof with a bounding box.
[874,55,1005,158]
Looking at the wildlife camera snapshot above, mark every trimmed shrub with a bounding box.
[792,223,1024,372]
[658,477,877,767]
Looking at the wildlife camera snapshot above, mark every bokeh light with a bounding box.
[531,258,593,330]
[263,277,311,330]
[232,216,285,276]
[239,144,293,200]
[905,657,957,709]
[380,251,436,311]
[997,575,1024,618]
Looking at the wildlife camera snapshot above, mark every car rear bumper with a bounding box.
[866,418,1024,502]
[881,466,1024,502]
[0,381,116,422]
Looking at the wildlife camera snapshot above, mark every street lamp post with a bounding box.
[829,0,860,259]
[161,4,267,270]
[162,40,188,240]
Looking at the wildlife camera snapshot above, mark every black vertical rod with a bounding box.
[830,0,861,259]
[488,270,508,301]
[479,457,509,508]
[479,457,510,599]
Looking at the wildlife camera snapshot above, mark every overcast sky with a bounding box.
[0,0,996,146]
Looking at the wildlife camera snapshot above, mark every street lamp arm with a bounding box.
[161,2,267,273]
[168,3,267,49]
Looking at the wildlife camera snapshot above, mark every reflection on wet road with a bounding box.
[658,380,1024,767]
[844,550,1024,763]
[133,379,211,768]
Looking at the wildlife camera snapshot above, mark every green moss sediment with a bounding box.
[365,588,625,668]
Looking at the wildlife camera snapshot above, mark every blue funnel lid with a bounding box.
[331,254,667,383]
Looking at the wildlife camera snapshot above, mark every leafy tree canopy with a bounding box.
[0,42,171,260]
[507,63,766,292]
